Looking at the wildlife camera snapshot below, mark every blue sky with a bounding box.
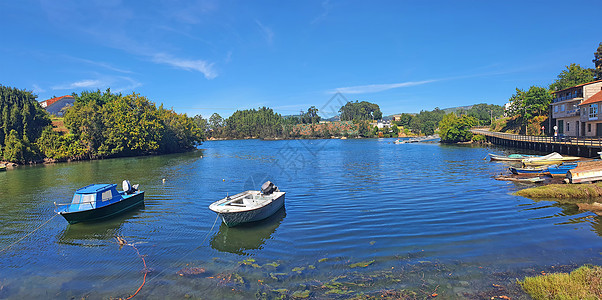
[0,0,600,118]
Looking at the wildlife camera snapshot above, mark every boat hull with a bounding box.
[489,154,538,162]
[523,158,580,166]
[509,166,547,175]
[58,191,145,224]
[212,193,285,227]
[567,161,602,183]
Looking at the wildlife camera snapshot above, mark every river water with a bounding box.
[1,138,602,299]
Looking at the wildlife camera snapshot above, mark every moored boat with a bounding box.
[55,180,144,224]
[209,181,285,227]
[0,164,6,171]
[495,176,545,183]
[566,161,602,184]
[546,163,578,177]
[522,152,581,166]
[509,166,547,175]
[489,153,540,162]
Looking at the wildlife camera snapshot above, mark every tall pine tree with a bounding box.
[594,42,602,80]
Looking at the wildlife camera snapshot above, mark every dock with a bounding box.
[471,128,602,158]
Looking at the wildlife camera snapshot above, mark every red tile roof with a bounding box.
[578,90,602,106]
[40,95,73,108]
[553,79,602,94]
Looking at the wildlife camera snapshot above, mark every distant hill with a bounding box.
[442,105,474,114]
[302,104,488,121]
[385,105,476,119]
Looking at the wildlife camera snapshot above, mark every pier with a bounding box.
[471,128,602,158]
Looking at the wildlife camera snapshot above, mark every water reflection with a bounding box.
[57,205,144,246]
[210,207,286,255]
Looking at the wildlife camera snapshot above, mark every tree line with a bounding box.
[0,87,204,163]
[203,101,385,139]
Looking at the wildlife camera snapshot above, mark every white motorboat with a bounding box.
[209,181,285,227]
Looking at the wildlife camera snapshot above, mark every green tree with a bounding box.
[208,113,224,136]
[192,115,208,136]
[64,89,117,157]
[594,42,602,80]
[0,85,51,162]
[409,108,445,135]
[3,129,26,163]
[391,124,399,136]
[395,113,413,128]
[65,89,203,158]
[466,103,504,125]
[36,127,87,161]
[158,106,204,153]
[357,121,372,137]
[505,86,551,134]
[302,106,320,124]
[439,113,479,143]
[549,63,595,91]
[339,101,382,121]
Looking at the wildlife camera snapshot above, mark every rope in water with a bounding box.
[145,214,220,282]
[124,242,148,300]
[119,214,220,299]
[0,214,58,254]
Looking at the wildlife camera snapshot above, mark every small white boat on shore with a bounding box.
[209,181,285,227]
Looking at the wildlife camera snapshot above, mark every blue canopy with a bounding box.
[69,184,122,212]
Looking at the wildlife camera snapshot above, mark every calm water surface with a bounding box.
[1,139,602,299]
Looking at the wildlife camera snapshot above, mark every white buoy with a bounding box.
[162,178,166,184]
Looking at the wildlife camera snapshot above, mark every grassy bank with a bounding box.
[514,182,602,199]
[520,265,602,299]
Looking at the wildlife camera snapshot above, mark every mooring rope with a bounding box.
[122,241,148,300]
[115,214,220,299]
[0,214,58,254]
[145,214,220,283]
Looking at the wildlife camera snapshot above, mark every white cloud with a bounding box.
[112,76,143,93]
[65,56,133,74]
[52,79,105,90]
[255,19,274,45]
[51,76,141,92]
[32,84,46,94]
[330,80,437,94]
[311,0,333,25]
[152,53,217,79]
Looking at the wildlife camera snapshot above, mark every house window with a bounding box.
[554,105,558,113]
[590,104,598,119]
[561,104,565,111]
[567,122,570,132]
[588,123,592,132]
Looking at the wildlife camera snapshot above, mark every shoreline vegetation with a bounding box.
[520,265,602,300]
[0,87,204,165]
[0,84,500,166]
[514,183,602,199]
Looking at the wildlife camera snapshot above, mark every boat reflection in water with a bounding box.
[57,204,144,246]
[210,206,286,255]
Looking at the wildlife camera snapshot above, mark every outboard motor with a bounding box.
[261,181,277,195]
[122,180,132,194]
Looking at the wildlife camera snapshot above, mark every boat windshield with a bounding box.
[71,193,96,210]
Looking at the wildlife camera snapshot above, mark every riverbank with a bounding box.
[520,265,602,299]
[514,182,602,199]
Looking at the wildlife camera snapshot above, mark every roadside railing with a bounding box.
[470,128,602,147]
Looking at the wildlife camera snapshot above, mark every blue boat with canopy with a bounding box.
[55,180,144,224]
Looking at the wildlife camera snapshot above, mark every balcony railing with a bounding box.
[553,95,583,103]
